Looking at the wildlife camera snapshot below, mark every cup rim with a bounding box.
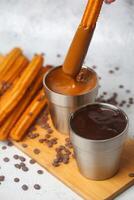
[69,102,129,143]
[43,65,99,98]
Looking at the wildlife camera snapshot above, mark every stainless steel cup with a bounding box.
[43,66,98,134]
[70,103,129,180]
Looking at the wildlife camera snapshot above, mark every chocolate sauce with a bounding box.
[70,104,127,140]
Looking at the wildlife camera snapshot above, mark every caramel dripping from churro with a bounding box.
[62,0,104,77]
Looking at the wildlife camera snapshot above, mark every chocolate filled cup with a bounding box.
[70,103,129,180]
[43,66,99,134]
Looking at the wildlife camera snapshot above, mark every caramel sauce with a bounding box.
[46,67,97,96]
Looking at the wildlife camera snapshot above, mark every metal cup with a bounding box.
[43,66,98,134]
[70,103,129,180]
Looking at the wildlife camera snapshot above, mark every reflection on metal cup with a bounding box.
[43,66,99,134]
[70,103,129,180]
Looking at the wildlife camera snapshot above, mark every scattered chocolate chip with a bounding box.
[20,162,26,167]
[28,132,39,139]
[2,146,7,150]
[47,128,53,134]
[0,176,5,182]
[115,67,119,71]
[13,155,19,160]
[126,89,131,93]
[22,184,28,191]
[45,134,51,139]
[50,138,58,145]
[104,0,116,4]
[34,184,41,190]
[29,125,36,132]
[47,141,53,148]
[33,148,40,155]
[37,170,44,174]
[65,138,70,143]
[19,156,26,162]
[39,138,46,143]
[14,164,21,169]
[92,65,97,69]
[103,92,107,95]
[43,123,50,130]
[14,178,20,182]
[63,157,69,164]
[22,143,28,148]
[22,166,29,172]
[3,157,10,162]
[7,141,13,146]
[56,54,61,58]
[119,85,124,89]
[29,159,36,164]
[128,173,134,177]
[109,70,114,74]
[52,159,60,167]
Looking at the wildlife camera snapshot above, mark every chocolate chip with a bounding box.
[7,141,13,146]
[92,65,97,69]
[34,184,41,190]
[37,170,44,174]
[22,184,28,191]
[29,159,36,164]
[65,138,70,143]
[119,85,124,89]
[22,143,28,148]
[14,164,21,169]
[47,141,53,148]
[128,173,134,177]
[43,123,50,130]
[52,160,60,167]
[19,156,26,162]
[0,176,5,182]
[20,162,26,167]
[29,125,36,132]
[64,148,71,155]
[33,148,40,154]
[126,89,131,93]
[103,92,107,95]
[13,155,19,160]
[56,54,61,58]
[109,70,114,74]
[39,138,46,143]
[50,138,58,145]
[58,145,65,150]
[28,132,39,139]
[22,166,29,172]
[115,67,119,71]
[45,134,51,139]
[2,146,7,150]
[14,178,20,182]
[63,157,69,164]
[3,157,10,162]
[47,128,53,134]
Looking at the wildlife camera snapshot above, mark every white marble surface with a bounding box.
[0,0,134,199]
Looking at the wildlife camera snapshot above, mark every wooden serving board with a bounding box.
[12,115,134,200]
